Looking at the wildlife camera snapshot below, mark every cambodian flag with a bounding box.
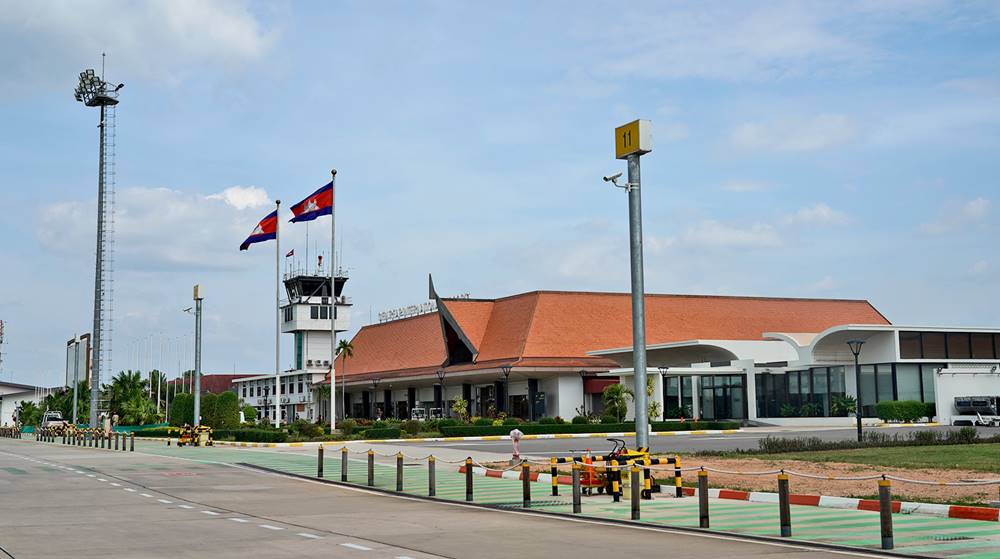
[289,182,333,223]
[239,210,278,251]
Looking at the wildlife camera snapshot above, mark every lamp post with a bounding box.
[846,339,866,442]
[436,369,446,417]
[500,365,512,414]
[371,378,381,420]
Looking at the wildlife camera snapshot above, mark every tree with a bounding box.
[214,392,240,429]
[451,397,469,422]
[16,401,42,427]
[337,339,354,417]
[106,370,155,425]
[602,384,628,422]
[170,393,194,427]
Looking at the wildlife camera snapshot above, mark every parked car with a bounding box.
[40,410,69,430]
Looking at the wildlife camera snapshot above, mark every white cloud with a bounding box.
[730,114,858,152]
[206,186,271,210]
[680,220,781,249]
[37,186,272,270]
[969,260,990,276]
[921,197,992,234]
[783,203,849,226]
[721,179,772,193]
[0,0,275,96]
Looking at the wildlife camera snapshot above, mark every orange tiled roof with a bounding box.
[330,290,889,382]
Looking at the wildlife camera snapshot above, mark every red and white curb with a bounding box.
[458,464,572,486]
[679,487,999,522]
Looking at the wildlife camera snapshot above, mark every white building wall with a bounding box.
[934,366,1000,425]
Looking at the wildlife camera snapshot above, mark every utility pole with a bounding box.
[605,119,653,449]
[193,285,203,427]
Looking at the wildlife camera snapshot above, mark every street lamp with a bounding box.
[371,377,381,420]
[500,365,512,414]
[846,339,865,442]
[435,369,446,417]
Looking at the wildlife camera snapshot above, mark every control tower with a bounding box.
[234,258,351,423]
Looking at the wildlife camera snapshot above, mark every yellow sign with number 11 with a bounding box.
[615,119,652,160]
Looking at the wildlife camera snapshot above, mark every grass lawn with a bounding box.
[751,443,1000,473]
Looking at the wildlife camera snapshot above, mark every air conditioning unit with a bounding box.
[281,397,290,404]
[323,360,330,366]
[307,359,314,367]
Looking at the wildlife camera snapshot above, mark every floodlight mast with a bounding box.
[74,63,122,428]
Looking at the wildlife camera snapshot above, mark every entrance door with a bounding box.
[699,375,746,420]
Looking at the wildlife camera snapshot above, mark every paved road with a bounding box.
[0,438,872,559]
[389,425,999,457]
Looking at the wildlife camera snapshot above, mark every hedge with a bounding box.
[214,428,288,443]
[439,421,738,437]
[363,427,402,439]
[875,400,928,423]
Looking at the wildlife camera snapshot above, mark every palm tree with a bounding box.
[336,339,354,418]
[107,370,155,425]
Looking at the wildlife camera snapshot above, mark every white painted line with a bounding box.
[396,556,416,559]
[297,533,322,539]
[228,518,249,523]
[340,543,372,551]
[157,499,172,504]
[109,482,121,487]
[139,493,153,498]
[123,488,136,492]
[87,474,96,477]
[201,510,220,516]
[258,524,283,530]
[97,478,107,482]
[178,505,194,509]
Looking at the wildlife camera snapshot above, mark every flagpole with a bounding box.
[274,199,282,429]
[330,169,337,432]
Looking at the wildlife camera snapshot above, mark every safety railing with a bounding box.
[312,446,1000,551]
[25,426,135,452]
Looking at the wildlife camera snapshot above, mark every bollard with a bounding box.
[62,432,67,445]
[522,461,531,508]
[465,457,473,502]
[101,433,106,449]
[630,465,641,520]
[395,452,403,492]
[115,433,119,451]
[550,458,559,497]
[611,460,620,502]
[698,470,710,528]
[878,479,894,550]
[778,473,792,537]
[572,462,582,514]
[428,456,436,497]
[317,445,324,478]
[130,432,135,452]
[367,450,375,486]
[674,455,683,498]
[341,447,348,482]
[643,457,652,500]
[121,433,127,451]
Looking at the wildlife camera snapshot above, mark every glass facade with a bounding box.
[856,362,942,416]
[899,331,999,360]
[699,375,745,420]
[663,376,694,418]
[756,367,846,418]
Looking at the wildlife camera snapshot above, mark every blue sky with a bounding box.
[1,1,998,387]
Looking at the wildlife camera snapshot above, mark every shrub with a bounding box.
[436,419,460,429]
[799,403,822,417]
[831,395,857,417]
[664,405,692,419]
[214,392,241,429]
[241,405,257,423]
[169,393,194,427]
[602,384,629,422]
[950,426,979,444]
[451,398,469,422]
[439,421,738,437]
[571,415,589,424]
[133,427,180,438]
[502,417,522,425]
[875,400,926,422]
[473,417,493,426]
[212,428,288,443]
[600,415,618,424]
[554,416,565,424]
[538,416,556,424]
[491,419,504,427]
[363,427,402,439]
[780,404,798,417]
[401,420,421,436]
[338,419,357,436]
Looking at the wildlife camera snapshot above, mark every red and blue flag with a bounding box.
[289,182,333,223]
[239,210,278,251]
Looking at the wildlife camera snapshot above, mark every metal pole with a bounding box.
[89,105,107,429]
[428,456,436,496]
[698,470,710,528]
[329,169,337,431]
[550,458,559,496]
[367,450,374,486]
[522,461,531,508]
[572,462,582,514]
[630,464,641,520]
[878,479,894,550]
[395,452,403,491]
[274,200,282,429]
[72,335,79,425]
[465,457,473,501]
[854,353,863,442]
[341,447,349,481]
[317,445,324,478]
[778,473,792,537]
[194,294,202,427]
[626,154,649,449]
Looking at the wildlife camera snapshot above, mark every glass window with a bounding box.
[922,332,946,359]
[876,364,894,401]
[971,334,995,359]
[895,364,922,401]
[899,331,921,359]
[860,365,877,408]
[812,367,829,416]
[298,382,303,394]
[319,306,329,320]
[920,364,939,403]
[788,372,800,408]
[829,366,846,398]
[310,306,319,319]
[681,377,694,412]
[947,333,971,359]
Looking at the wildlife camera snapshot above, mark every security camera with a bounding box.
[603,172,623,183]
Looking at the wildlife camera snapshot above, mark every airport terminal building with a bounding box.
[323,284,999,425]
